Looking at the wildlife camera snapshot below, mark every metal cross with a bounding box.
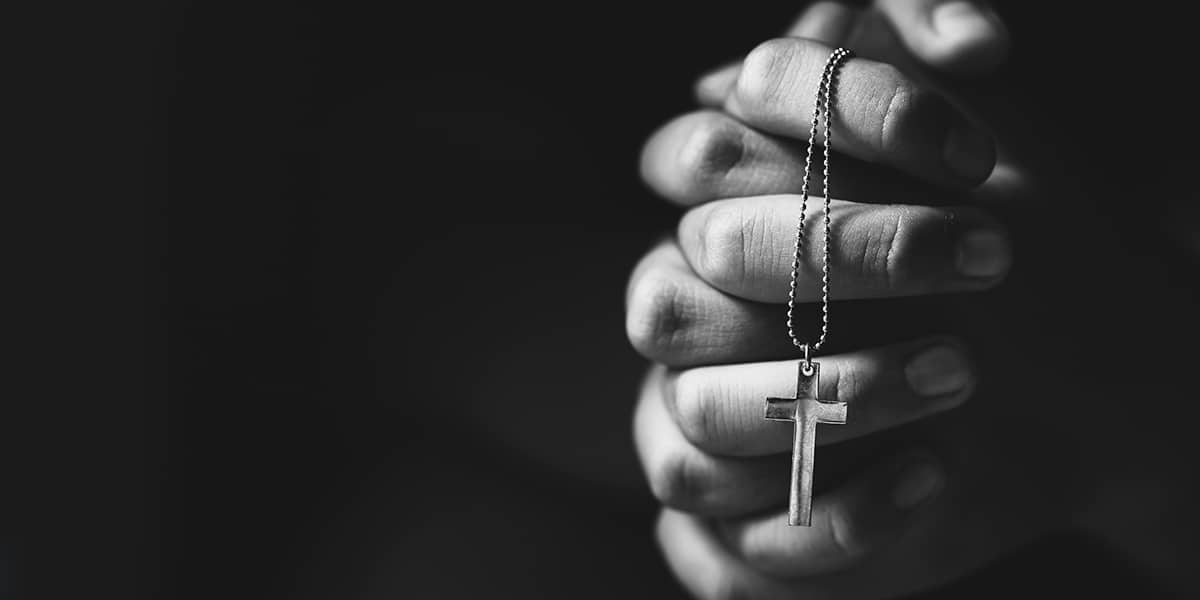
[764,361,847,526]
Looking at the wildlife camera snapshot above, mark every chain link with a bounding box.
[786,47,850,360]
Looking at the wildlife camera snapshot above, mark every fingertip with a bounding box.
[955,225,1011,280]
[624,266,691,364]
[639,111,752,206]
[904,342,973,401]
[925,2,1011,74]
[719,448,947,578]
[879,0,1011,74]
[888,452,946,510]
[639,118,676,197]
[975,160,1037,206]
[943,121,997,184]
[657,510,747,600]
[787,0,860,45]
[694,64,739,107]
[674,200,710,264]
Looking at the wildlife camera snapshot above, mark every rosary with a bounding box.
[764,48,851,527]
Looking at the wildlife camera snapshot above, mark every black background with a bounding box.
[6,1,1193,598]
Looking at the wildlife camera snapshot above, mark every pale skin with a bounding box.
[628,1,1199,598]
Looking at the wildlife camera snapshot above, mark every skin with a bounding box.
[628,2,1199,598]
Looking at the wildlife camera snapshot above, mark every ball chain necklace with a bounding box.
[763,47,851,527]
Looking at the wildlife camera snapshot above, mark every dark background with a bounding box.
[6,1,1192,598]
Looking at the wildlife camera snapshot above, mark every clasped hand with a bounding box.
[627,2,1196,598]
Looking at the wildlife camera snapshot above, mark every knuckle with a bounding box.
[876,72,910,154]
[829,361,863,407]
[671,370,721,450]
[851,206,971,293]
[650,448,705,510]
[852,208,907,291]
[877,76,935,156]
[694,204,750,290]
[675,112,747,196]
[855,204,965,294]
[625,272,694,361]
[736,38,805,111]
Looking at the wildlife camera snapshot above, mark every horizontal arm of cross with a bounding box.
[806,399,846,424]
[765,397,798,421]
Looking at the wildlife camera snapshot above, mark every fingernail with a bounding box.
[892,458,945,510]
[956,228,1010,278]
[905,345,969,398]
[943,124,995,181]
[931,1,995,43]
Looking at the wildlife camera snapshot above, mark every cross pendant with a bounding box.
[764,361,847,526]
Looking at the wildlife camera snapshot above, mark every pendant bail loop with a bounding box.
[800,343,814,374]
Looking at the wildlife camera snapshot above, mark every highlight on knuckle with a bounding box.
[675,113,747,196]
[736,38,804,113]
[671,370,721,449]
[695,204,749,290]
[651,448,704,510]
[829,361,863,408]
[877,76,932,157]
[626,272,694,360]
[852,208,906,291]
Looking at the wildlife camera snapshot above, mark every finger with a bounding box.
[657,510,802,600]
[786,1,859,42]
[625,240,939,368]
[641,110,953,207]
[695,2,860,108]
[665,338,973,457]
[677,194,1011,304]
[874,0,1010,75]
[625,239,797,366]
[695,63,739,108]
[725,38,995,186]
[657,465,996,598]
[719,449,946,578]
[635,365,788,516]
